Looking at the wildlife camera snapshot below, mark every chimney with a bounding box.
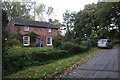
[48,19,52,23]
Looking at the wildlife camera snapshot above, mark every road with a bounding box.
[64,47,119,78]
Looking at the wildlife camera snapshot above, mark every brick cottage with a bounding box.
[8,18,58,47]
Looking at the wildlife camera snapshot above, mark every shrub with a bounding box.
[10,33,23,42]
[4,39,22,47]
[80,40,88,49]
[52,38,62,48]
[2,47,68,76]
[24,32,39,43]
[90,39,97,47]
[61,42,82,53]
[60,42,73,50]
[73,37,82,44]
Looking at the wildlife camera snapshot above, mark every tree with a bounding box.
[46,6,54,19]
[2,1,33,20]
[74,3,97,38]
[95,2,120,39]
[2,10,8,45]
[63,10,76,40]
[35,4,46,21]
[73,2,120,40]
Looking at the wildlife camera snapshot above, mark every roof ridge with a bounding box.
[13,18,58,29]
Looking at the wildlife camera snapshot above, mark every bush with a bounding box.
[90,39,97,47]
[4,39,22,47]
[61,42,82,53]
[24,32,39,43]
[80,40,88,48]
[73,37,82,44]
[52,38,62,48]
[2,47,68,76]
[10,33,23,42]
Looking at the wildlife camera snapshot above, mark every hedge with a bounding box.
[2,48,68,77]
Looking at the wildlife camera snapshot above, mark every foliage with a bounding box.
[10,33,23,42]
[52,38,62,48]
[35,4,55,21]
[80,40,88,49]
[3,33,23,48]
[2,10,8,45]
[2,47,68,76]
[63,10,76,38]
[73,37,82,44]
[2,1,33,20]
[63,2,120,42]
[5,48,102,78]
[24,32,39,43]
[35,3,46,21]
[4,39,22,47]
[46,6,54,19]
[60,42,83,53]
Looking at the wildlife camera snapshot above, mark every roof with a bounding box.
[13,18,58,29]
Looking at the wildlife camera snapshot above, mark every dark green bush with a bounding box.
[4,39,22,47]
[60,42,82,53]
[80,40,88,48]
[52,38,62,48]
[24,32,39,43]
[2,48,68,76]
[10,33,23,42]
[90,39,97,47]
[60,42,73,50]
[73,37,82,44]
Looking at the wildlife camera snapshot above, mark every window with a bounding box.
[48,29,51,32]
[24,26,29,31]
[23,36,30,46]
[46,37,52,46]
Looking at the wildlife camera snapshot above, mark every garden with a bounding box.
[2,34,100,78]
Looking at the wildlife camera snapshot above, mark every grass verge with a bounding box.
[5,47,102,78]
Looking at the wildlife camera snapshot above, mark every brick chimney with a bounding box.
[48,19,52,23]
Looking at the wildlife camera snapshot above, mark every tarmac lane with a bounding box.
[64,47,119,78]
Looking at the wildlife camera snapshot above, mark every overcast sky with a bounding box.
[33,0,99,22]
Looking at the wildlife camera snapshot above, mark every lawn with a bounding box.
[5,47,102,78]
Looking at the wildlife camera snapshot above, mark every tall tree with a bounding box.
[2,10,8,44]
[46,6,54,19]
[74,3,97,38]
[63,10,76,38]
[2,1,33,20]
[35,4,46,21]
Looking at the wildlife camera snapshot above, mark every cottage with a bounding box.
[8,18,58,47]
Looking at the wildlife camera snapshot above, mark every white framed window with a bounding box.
[24,26,29,31]
[48,29,51,33]
[23,36,30,46]
[46,37,52,46]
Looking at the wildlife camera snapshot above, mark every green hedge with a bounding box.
[3,41,90,77]
[60,42,85,53]
[2,48,68,76]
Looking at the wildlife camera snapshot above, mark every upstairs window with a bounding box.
[48,29,51,33]
[24,26,29,31]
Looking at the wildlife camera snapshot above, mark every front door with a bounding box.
[36,37,41,47]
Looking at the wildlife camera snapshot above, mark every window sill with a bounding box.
[23,44,30,46]
[47,44,52,46]
[24,30,29,32]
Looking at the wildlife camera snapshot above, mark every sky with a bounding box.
[33,0,99,22]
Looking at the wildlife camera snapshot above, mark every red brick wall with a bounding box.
[8,21,20,34]
[13,25,58,47]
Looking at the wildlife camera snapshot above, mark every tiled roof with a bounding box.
[13,18,58,29]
